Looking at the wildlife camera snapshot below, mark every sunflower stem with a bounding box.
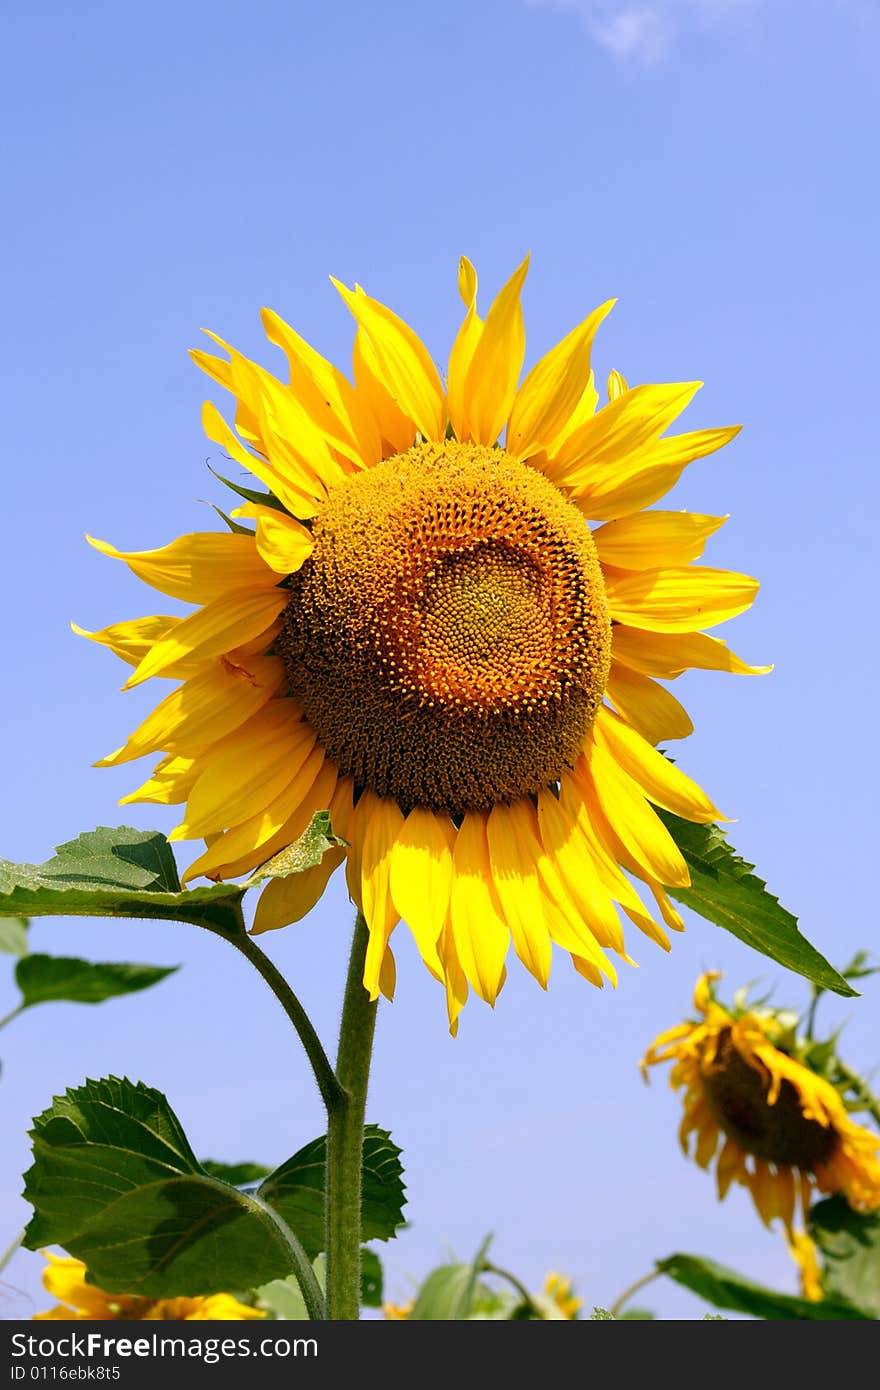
[608,1268,662,1319]
[325,912,377,1321]
[228,928,344,1113]
[0,1004,25,1033]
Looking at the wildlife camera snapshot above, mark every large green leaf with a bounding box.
[809,1196,880,1317]
[256,1250,381,1318]
[0,827,246,937]
[408,1235,494,1320]
[657,1253,869,1320]
[257,1125,406,1259]
[201,1160,272,1187]
[15,955,176,1008]
[659,813,853,997]
[23,1077,322,1314]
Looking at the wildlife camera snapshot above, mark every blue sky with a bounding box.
[1,0,878,1320]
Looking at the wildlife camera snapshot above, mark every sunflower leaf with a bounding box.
[256,1125,407,1258]
[809,1196,880,1317]
[657,1252,869,1320]
[14,955,177,1008]
[245,812,347,888]
[0,917,29,955]
[0,827,247,938]
[23,1077,324,1316]
[658,813,854,997]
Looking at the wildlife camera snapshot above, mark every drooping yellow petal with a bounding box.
[175,703,312,838]
[603,564,760,632]
[352,329,416,455]
[593,511,727,569]
[612,626,772,678]
[606,662,694,743]
[261,306,382,468]
[449,813,509,1004]
[572,425,742,521]
[389,808,455,979]
[437,915,469,1037]
[250,846,345,935]
[378,943,397,1002]
[462,256,530,446]
[231,503,313,575]
[123,587,288,689]
[96,653,285,766]
[506,299,615,460]
[536,789,629,958]
[447,256,483,443]
[87,531,274,605]
[594,706,721,823]
[359,794,405,1000]
[486,802,552,988]
[333,281,445,441]
[579,740,690,888]
[201,400,321,518]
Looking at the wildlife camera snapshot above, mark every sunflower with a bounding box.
[33,1251,264,1321]
[642,974,880,1229]
[81,257,767,1030]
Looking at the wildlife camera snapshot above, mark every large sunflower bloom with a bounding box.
[81,258,767,1030]
[34,1251,264,1321]
[642,974,880,1228]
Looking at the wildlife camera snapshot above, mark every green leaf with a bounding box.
[23,1077,322,1313]
[809,1196,880,1317]
[201,1160,273,1187]
[360,1249,383,1308]
[257,1125,406,1259]
[14,956,176,1008]
[409,1235,494,1321]
[659,813,854,997]
[0,918,29,955]
[0,827,247,938]
[245,812,346,888]
[657,1253,869,1320]
[839,950,880,983]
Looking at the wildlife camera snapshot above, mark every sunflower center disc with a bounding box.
[278,440,612,815]
[701,1031,838,1170]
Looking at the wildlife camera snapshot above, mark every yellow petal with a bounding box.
[606,663,694,743]
[352,329,416,455]
[119,754,199,806]
[201,400,321,519]
[123,587,288,689]
[87,531,274,605]
[607,369,628,401]
[96,653,285,766]
[333,281,445,441]
[437,916,469,1036]
[612,625,772,678]
[486,802,552,988]
[447,256,483,442]
[360,794,404,999]
[231,503,313,575]
[580,739,690,888]
[549,381,703,485]
[572,425,742,521]
[389,808,455,979]
[507,299,615,460]
[449,813,509,1004]
[378,943,397,1002]
[604,564,760,632]
[593,511,727,569]
[176,703,313,837]
[250,846,345,935]
[72,615,178,667]
[462,255,530,446]
[190,346,264,448]
[261,306,382,468]
[535,789,628,958]
[594,706,721,823]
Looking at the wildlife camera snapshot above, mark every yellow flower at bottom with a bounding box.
[542,1272,583,1319]
[642,974,880,1230]
[382,1299,414,1320]
[787,1229,823,1302]
[83,257,769,1030]
[33,1252,264,1321]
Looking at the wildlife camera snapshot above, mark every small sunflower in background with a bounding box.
[642,971,880,1245]
[81,257,767,1029]
[33,1251,264,1321]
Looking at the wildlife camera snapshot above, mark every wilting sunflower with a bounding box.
[34,1251,264,1321]
[642,974,880,1228]
[81,257,767,1029]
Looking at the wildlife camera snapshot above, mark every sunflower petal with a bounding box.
[603,565,760,632]
[250,846,345,935]
[573,425,742,521]
[449,813,509,1004]
[352,329,417,455]
[594,706,721,823]
[123,587,288,689]
[360,794,405,999]
[507,299,615,460]
[612,626,772,678]
[579,740,690,887]
[606,663,694,744]
[462,256,530,446]
[447,256,483,443]
[202,400,320,518]
[486,802,553,988]
[593,511,727,569]
[389,808,455,979]
[87,531,274,604]
[231,503,313,575]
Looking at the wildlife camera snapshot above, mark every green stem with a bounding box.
[0,1003,25,1033]
[325,913,378,1321]
[482,1261,541,1318]
[228,929,344,1113]
[608,1268,662,1319]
